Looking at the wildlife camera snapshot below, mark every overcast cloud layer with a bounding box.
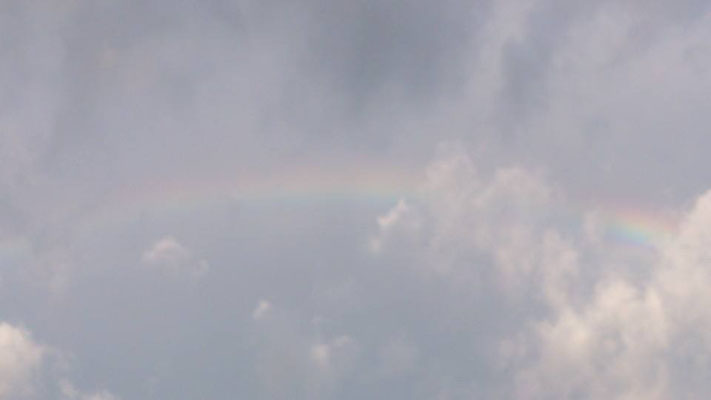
[3,1,711,399]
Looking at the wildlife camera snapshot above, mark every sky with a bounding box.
[3,0,711,399]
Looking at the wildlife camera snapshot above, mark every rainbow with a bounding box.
[73,175,682,251]
[583,201,679,249]
[1,161,421,265]
[0,163,682,266]
[75,161,421,236]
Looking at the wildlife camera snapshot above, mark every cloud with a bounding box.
[308,334,360,396]
[141,236,190,265]
[252,299,272,320]
[369,148,711,398]
[512,279,669,399]
[253,312,360,398]
[60,380,120,400]
[5,0,711,398]
[309,335,355,370]
[0,322,119,400]
[141,236,209,277]
[508,189,711,399]
[368,199,421,253]
[375,145,556,280]
[0,323,44,399]
[299,0,487,106]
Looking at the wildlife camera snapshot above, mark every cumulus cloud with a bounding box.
[369,149,711,398]
[307,334,360,396]
[368,199,421,253]
[252,299,272,320]
[6,0,711,398]
[141,236,209,277]
[0,322,118,400]
[309,335,356,370]
[60,380,120,400]
[508,189,711,399]
[253,313,360,399]
[0,323,44,398]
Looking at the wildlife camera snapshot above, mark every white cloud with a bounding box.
[309,343,331,369]
[376,199,412,232]
[0,322,121,400]
[141,236,190,266]
[371,149,711,398]
[84,393,120,400]
[374,145,557,284]
[309,335,355,370]
[512,189,711,399]
[305,334,360,397]
[512,279,669,399]
[368,198,421,253]
[60,380,120,400]
[6,0,711,397]
[141,236,209,277]
[0,323,44,399]
[252,299,272,320]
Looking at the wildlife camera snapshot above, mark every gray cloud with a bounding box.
[4,0,711,398]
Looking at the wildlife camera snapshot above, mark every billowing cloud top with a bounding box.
[3,0,711,399]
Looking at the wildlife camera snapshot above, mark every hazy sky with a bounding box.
[3,1,711,399]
